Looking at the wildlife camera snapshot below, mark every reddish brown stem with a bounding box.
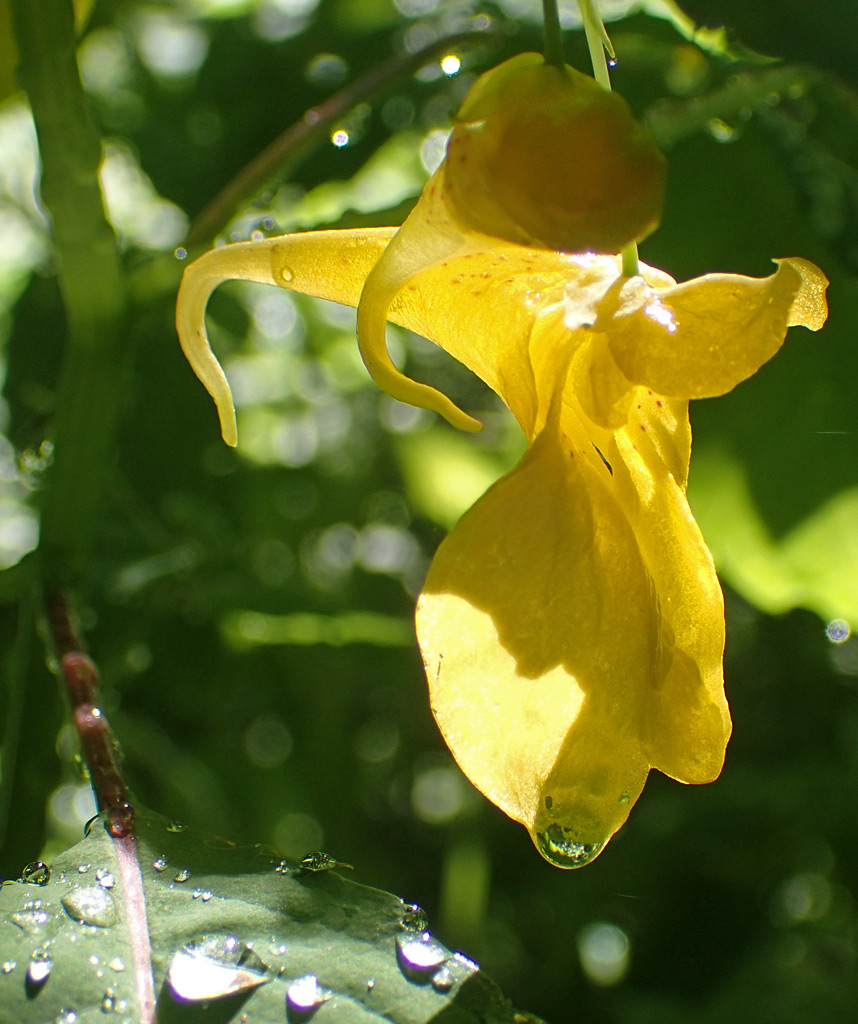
[45,590,134,838]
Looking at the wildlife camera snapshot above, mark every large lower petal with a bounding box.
[417,418,676,868]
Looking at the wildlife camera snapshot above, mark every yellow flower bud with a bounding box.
[443,53,666,254]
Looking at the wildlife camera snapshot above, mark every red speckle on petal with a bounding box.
[656,400,663,407]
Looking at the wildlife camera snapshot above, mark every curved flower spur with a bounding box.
[176,50,828,867]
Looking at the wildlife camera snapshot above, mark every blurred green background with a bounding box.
[1,1,857,1021]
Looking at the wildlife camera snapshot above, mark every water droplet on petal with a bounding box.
[22,861,51,885]
[152,856,168,873]
[285,974,330,1019]
[26,950,53,991]
[95,869,115,889]
[281,266,295,284]
[535,824,605,869]
[167,936,270,1002]
[61,887,118,928]
[173,868,191,883]
[395,931,450,982]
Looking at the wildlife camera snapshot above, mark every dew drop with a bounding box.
[607,56,618,68]
[11,901,51,935]
[399,902,428,932]
[395,931,450,982]
[100,988,117,1012]
[22,861,51,885]
[95,869,116,890]
[431,965,455,992]
[108,956,125,972]
[173,868,191,884]
[61,886,118,928]
[535,824,606,869]
[828,618,850,643]
[285,974,330,1019]
[167,935,270,1002]
[366,978,374,992]
[2,960,16,975]
[56,1008,77,1023]
[297,851,352,874]
[77,864,91,874]
[281,266,295,284]
[152,856,168,873]
[26,950,53,991]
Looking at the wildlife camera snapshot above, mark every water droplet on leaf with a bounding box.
[96,869,115,889]
[11,901,51,935]
[167,820,188,833]
[22,861,51,885]
[108,956,125,972]
[100,988,117,1012]
[2,960,17,974]
[173,868,191,883]
[395,932,450,981]
[167,935,270,1001]
[152,856,168,873]
[399,902,428,932]
[286,974,330,1019]
[61,887,118,928]
[431,966,455,992]
[536,824,605,869]
[26,950,53,991]
[297,851,352,874]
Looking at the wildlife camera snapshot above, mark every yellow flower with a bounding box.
[176,55,828,867]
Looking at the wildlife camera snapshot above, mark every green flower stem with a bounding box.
[576,0,640,276]
[542,0,564,67]
[188,30,498,246]
[11,0,129,587]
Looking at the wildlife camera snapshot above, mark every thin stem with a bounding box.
[187,30,498,246]
[11,0,129,588]
[542,0,564,67]
[576,0,640,275]
[45,590,134,838]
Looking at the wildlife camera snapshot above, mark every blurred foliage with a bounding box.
[0,1,857,1022]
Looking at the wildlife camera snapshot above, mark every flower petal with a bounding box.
[417,415,673,867]
[598,257,829,399]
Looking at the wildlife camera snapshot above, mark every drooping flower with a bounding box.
[176,54,828,867]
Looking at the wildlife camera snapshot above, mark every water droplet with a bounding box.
[399,902,428,932]
[152,856,168,872]
[535,824,605,869]
[175,247,188,260]
[61,886,118,927]
[285,974,330,1019]
[108,956,125,972]
[281,266,295,283]
[297,851,352,874]
[100,988,117,1012]
[2,960,16,975]
[707,117,738,143]
[22,861,51,885]
[431,965,455,992]
[95,869,115,889]
[26,950,53,991]
[828,618,851,643]
[192,888,212,901]
[11,901,51,935]
[167,935,270,1001]
[77,864,91,874]
[366,978,374,992]
[166,820,188,833]
[55,1009,77,1023]
[607,56,618,68]
[173,868,191,883]
[395,931,450,982]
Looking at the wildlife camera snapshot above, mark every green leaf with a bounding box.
[0,808,531,1023]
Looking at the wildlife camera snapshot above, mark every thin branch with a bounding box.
[186,29,498,246]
